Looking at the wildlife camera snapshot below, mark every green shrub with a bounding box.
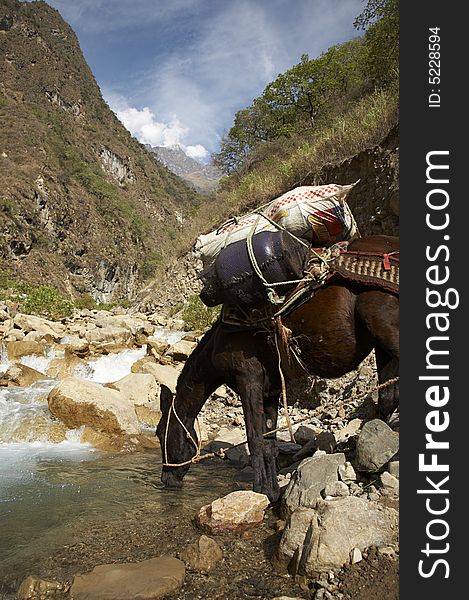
[0,274,74,319]
[181,295,220,331]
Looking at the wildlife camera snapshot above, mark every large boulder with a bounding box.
[165,340,197,362]
[355,419,399,472]
[85,326,133,349]
[13,313,66,339]
[94,314,154,337]
[196,490,269,534]
[282,453,346,518]
[135,362,181,393]
[47,377,140,436]
[0,363,50,387]
[6,340,44,360]
[70,556,185,600]
[277,496,398,574]
[107,373,161,426]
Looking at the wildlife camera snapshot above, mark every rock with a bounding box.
[292,424,321,446]
[276,507,317,569]
[64,336,90,357]
[107,373,161,426]
[13,313,66,339]
[282,453,346,518]
[5,328,25,341]
[0,363,49,387]
[136,362,181,393]
[338,462,357,484]
[165,339,197,362]
[378,545,397,558]
[350,548,363,564]
[278,442,303,455]
[86,325,133,348]
[323,481,349,498]
[48,377,140,436]
[147,338,170,357]
[46,354,84,380]
[180,535,223,572]
[334,418,363,444]
[293,432,336,462]
[278,496,398,574]
[355,419,399,472]
[6,340,44,360]
[22,331,55,344]
[17,575,65,599]
[94,314,154,336]
[79,426,159,452]
[314,432,336,453]
[388,460,400,479]
[196,490,269,534]
[380,471,399,494]
[205,427,249,465]
[70,556,185,600]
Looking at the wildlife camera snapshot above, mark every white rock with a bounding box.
[196,490,269,534]
[323,481,349,498]
[334,418,362,444]
[13,313,66,339]
[350,548,363,564]
[48,377,140,436]
[278,496,398,574]
[380,471,399,493]
[282,453,346,518]
[137,362,181,393]
[338,462,357,484]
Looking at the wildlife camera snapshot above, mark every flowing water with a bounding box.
[1,330,243,595]
[0,331,310,600]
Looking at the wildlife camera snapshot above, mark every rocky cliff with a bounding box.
[0,0,200,302]
[147,145,222,193]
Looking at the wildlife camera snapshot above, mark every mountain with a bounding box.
[0,0,200,302]
[147,145,222,193]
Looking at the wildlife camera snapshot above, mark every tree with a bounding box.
[354,0,399,85]
[213,38,366,174]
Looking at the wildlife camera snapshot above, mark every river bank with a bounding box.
[0,303,399,600]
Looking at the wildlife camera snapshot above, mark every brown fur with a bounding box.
[156,235,399,501]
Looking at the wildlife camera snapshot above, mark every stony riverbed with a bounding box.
[0,303,399,600]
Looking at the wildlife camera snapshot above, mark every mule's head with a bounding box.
[156,384,198,488]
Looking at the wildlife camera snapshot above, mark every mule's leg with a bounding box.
[234,360,280,502]
[355,290,399,419]
[263,393,280,502]
[375,348,399,420]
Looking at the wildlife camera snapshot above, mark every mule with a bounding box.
[156,235,399,502]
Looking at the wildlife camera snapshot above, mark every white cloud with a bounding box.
[44,0,364,156]
[111,102,209,160]
[185,145,209,160]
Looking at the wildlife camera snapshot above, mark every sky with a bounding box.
[38,0,365,161]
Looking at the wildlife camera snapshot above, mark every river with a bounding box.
[0,329,308,600]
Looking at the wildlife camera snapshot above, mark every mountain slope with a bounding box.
[147,145,221,193]
[0,0,200,302]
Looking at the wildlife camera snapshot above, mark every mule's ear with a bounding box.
[159,384,173,412]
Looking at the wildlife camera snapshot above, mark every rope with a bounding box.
[161,373,400,468]
[274,319,296,443]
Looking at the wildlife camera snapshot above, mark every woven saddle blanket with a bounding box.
[328,247,399,295]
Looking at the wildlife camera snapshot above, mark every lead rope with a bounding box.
[274,318,296,443]
[161,376,399,468]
